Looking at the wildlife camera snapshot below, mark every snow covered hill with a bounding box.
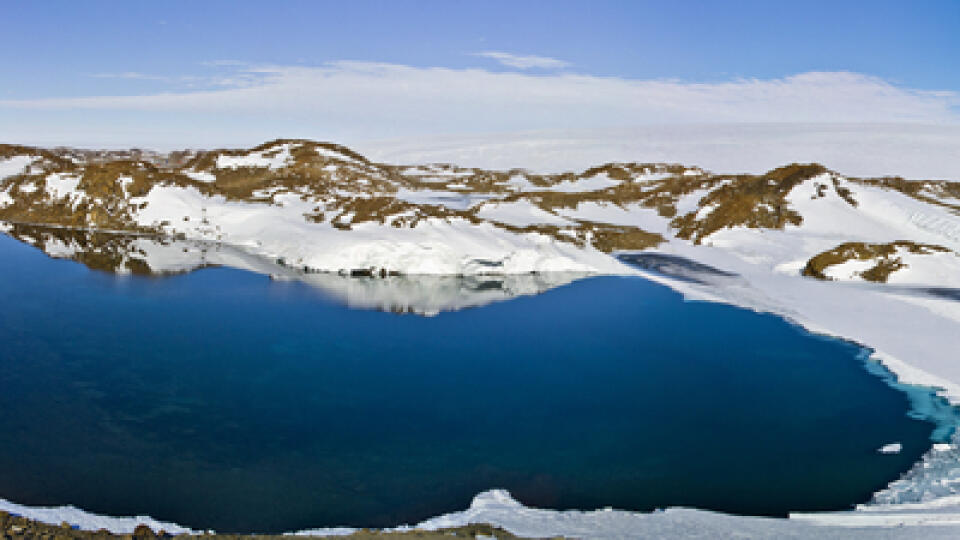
[3,139,958,282]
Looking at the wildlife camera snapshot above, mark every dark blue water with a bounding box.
[0,233,948,532]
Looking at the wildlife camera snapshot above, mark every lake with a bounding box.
[0,227,953,533]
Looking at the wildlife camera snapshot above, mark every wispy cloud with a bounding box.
[87,68,269,89]
[2,62,957,148]
[200,59,251,67]
[90,71,179,82]
[474,51,570,70]
[16,62,957,123]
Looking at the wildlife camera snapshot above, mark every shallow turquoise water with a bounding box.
[0,233,949,532]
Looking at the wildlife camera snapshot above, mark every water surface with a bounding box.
[0,232,948,532]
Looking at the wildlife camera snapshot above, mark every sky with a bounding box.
[1,0,959,152]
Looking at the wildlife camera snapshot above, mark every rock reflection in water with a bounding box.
[0,222,588,315]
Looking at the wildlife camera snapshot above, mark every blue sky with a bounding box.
[2,1,959,148]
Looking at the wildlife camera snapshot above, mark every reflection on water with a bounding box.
[0,222,588,316]
[617,252,737,284]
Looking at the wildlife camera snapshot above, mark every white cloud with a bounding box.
[90,72,174,81]
[0,62,957,150]
[88,69,265,88]
[200,59,251,67]
[473,51,570,70]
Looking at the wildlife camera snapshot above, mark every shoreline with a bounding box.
[0,509,528,540]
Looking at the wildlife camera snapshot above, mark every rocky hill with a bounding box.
[2,138,960,284]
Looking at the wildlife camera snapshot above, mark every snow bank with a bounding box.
[0,155,36,179]
[11,488,960,539]
[129,185,630,276]
[0,498,196,535]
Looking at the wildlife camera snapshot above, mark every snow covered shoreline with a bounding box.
[8,487,960,539]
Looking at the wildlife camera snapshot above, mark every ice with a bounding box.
[870,431,960,506]
[878,443,903,454]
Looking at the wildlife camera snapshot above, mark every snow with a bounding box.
[475,200,574,227]
[556,201,671,234]
[674,188,711,215]
[401,166,473,177]
[395,188,499,211]
[546,172,621,192]
[183,169,217,183]
[909,212,960,244]
[118,175,133,197]
[42,237,77,257]
[15,488,960,539]
[312,146,364,165]
[504,173,540,192]
[695,202,720,220]
[129,185,628,275]
[306,489,960,539]
[216,143,294,170]
[823,258,876,280]
[0,497,196,536]
[506,172,619,193]
[43,173,83,202]
[863,250,960,287]
[0,155,36,179]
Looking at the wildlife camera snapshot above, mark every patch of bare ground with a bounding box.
[802,240,952,282]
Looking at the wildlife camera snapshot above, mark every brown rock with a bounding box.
[132,525,156,539]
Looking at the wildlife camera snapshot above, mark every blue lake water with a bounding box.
[0,230,953,533]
